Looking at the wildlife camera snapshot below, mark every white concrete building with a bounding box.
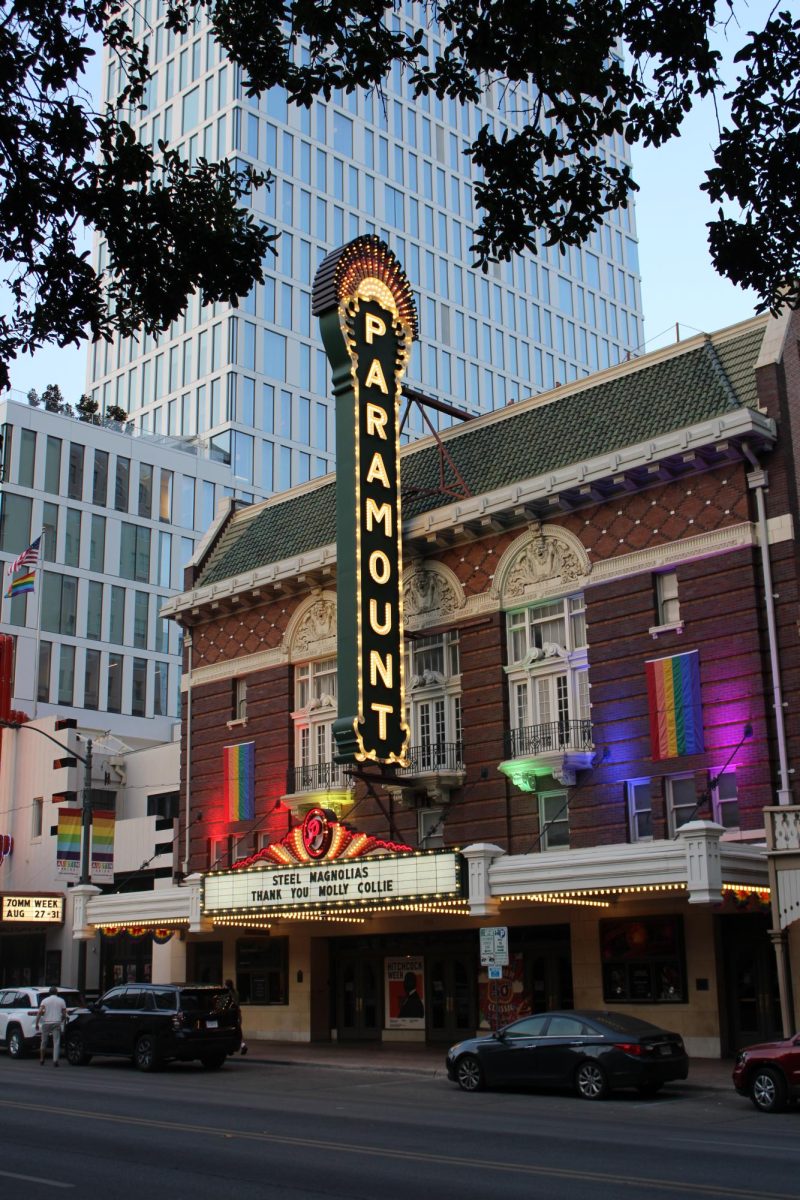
[0,715,179,992]
[0,394,247,742]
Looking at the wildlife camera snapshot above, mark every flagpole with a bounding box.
[32,559,42,719]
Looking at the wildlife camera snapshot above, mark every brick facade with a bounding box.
[173,315,799,888]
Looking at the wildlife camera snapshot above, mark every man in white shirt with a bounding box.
[36,987,67,1067]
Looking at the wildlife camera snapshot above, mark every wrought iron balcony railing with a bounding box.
[504,720,593,760]
[395,741,465,776]
[287,760,352,795]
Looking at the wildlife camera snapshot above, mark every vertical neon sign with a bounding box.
[312,236,416,765]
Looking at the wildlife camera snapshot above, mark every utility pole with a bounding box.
[77,738,93,994]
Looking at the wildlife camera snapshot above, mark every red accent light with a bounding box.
[614,1042,644,1056]
[232,812,415,870]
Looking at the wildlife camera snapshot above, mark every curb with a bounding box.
[231,1053,731,1090]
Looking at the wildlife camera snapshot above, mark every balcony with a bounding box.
[499,719,594,789]
[389,741,466,806]
[282,760,355,818]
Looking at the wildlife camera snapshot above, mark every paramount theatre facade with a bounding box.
[87,239,800,1056]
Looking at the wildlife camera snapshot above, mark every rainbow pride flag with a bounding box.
[57,808,82,878]
[91,810,116,879]
[645,651,704,761]
[224,742,255,822]
[6,570,35,599]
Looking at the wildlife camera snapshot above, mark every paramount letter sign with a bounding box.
[312,237,417,765]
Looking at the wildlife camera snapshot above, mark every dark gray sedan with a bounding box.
[446,1010,689,1099]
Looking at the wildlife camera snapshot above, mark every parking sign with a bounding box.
[479,926,509,966]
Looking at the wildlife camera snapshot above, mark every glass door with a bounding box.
[336,956,382,1041]
[427,952,476,1043]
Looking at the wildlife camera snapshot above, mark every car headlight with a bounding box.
[448,1043,463,1059]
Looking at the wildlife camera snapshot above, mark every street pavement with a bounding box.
[0,1045,796,1200]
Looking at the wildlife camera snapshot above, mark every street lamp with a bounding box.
[0,719,94,992]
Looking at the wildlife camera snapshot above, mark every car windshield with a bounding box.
[36,990,83,1007]
[179,989,234,1015]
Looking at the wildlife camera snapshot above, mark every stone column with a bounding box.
[462,843,505,917]
[769,927,795,1039]
[676,820,723,904]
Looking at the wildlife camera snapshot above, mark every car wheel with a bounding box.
[66,1034,92,1066]
[455,1054,484,1093]
[200,1052,227,1070]
[134,1034,161,1073]
[575,1060,609,1100]
[750,1066,788,1113]
[637,1081,663,1097]
[7,1026,26,1059]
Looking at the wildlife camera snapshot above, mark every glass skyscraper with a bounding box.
[89,2,643,499]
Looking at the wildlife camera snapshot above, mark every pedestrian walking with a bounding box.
[225,978,248,1056]
[36,986,67,1067]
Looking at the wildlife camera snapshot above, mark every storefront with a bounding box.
[0,892,65,987]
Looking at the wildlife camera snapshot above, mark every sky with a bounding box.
[5,10,764,401]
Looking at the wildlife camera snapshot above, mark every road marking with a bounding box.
[0,1168,73,1189]
[0,1098,794,1200]
[662,1134,800,1155]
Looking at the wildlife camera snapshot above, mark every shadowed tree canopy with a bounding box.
[0,0,797,390]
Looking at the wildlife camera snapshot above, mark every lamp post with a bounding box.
[76,737,93,993]
[0,720,94,992]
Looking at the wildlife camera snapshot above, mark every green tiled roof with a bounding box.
[197,321,767,587]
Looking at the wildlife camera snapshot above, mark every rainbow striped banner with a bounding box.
[224,742,255,822]
[56,808,82,878]
[91,810,116,879]
[645,651,704,762]
[6,570,35,599]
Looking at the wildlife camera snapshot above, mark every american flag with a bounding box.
[7,535,41,576]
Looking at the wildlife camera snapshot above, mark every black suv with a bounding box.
[65,984,242,1071]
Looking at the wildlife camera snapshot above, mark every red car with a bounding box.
[733,1033,800,1112]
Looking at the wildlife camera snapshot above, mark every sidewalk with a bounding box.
[238,1038,733,1090]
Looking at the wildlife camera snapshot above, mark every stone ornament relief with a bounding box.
[495,522,591,603]
[284,591,338,662]
[403,562,465,628]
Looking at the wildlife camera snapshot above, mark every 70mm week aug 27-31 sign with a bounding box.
[312,237,417,766]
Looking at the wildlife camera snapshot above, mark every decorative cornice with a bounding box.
[486,836,767,897]
[184,646,285,690]
[181,521,773,689]
[164,406,776,622]
[590,521,756,583]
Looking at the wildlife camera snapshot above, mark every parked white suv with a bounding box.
[0,987,85,1058]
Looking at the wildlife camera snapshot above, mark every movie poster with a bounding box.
[478,953,530,1028]
[385,956,425,1028]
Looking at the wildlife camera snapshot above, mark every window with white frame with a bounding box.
[538,790,569,850]
[712,771,739,830]
[627,779,653,841]
[31,796,43,840]
[209,836,227,870]
[404,631,462,770]
[666,774,700,835]
[418,807,445,848]
[232,677,247,721]
[293,657,342,789]
[507,594,586,663]
[655,571,680,626]
[506,595,590,748]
